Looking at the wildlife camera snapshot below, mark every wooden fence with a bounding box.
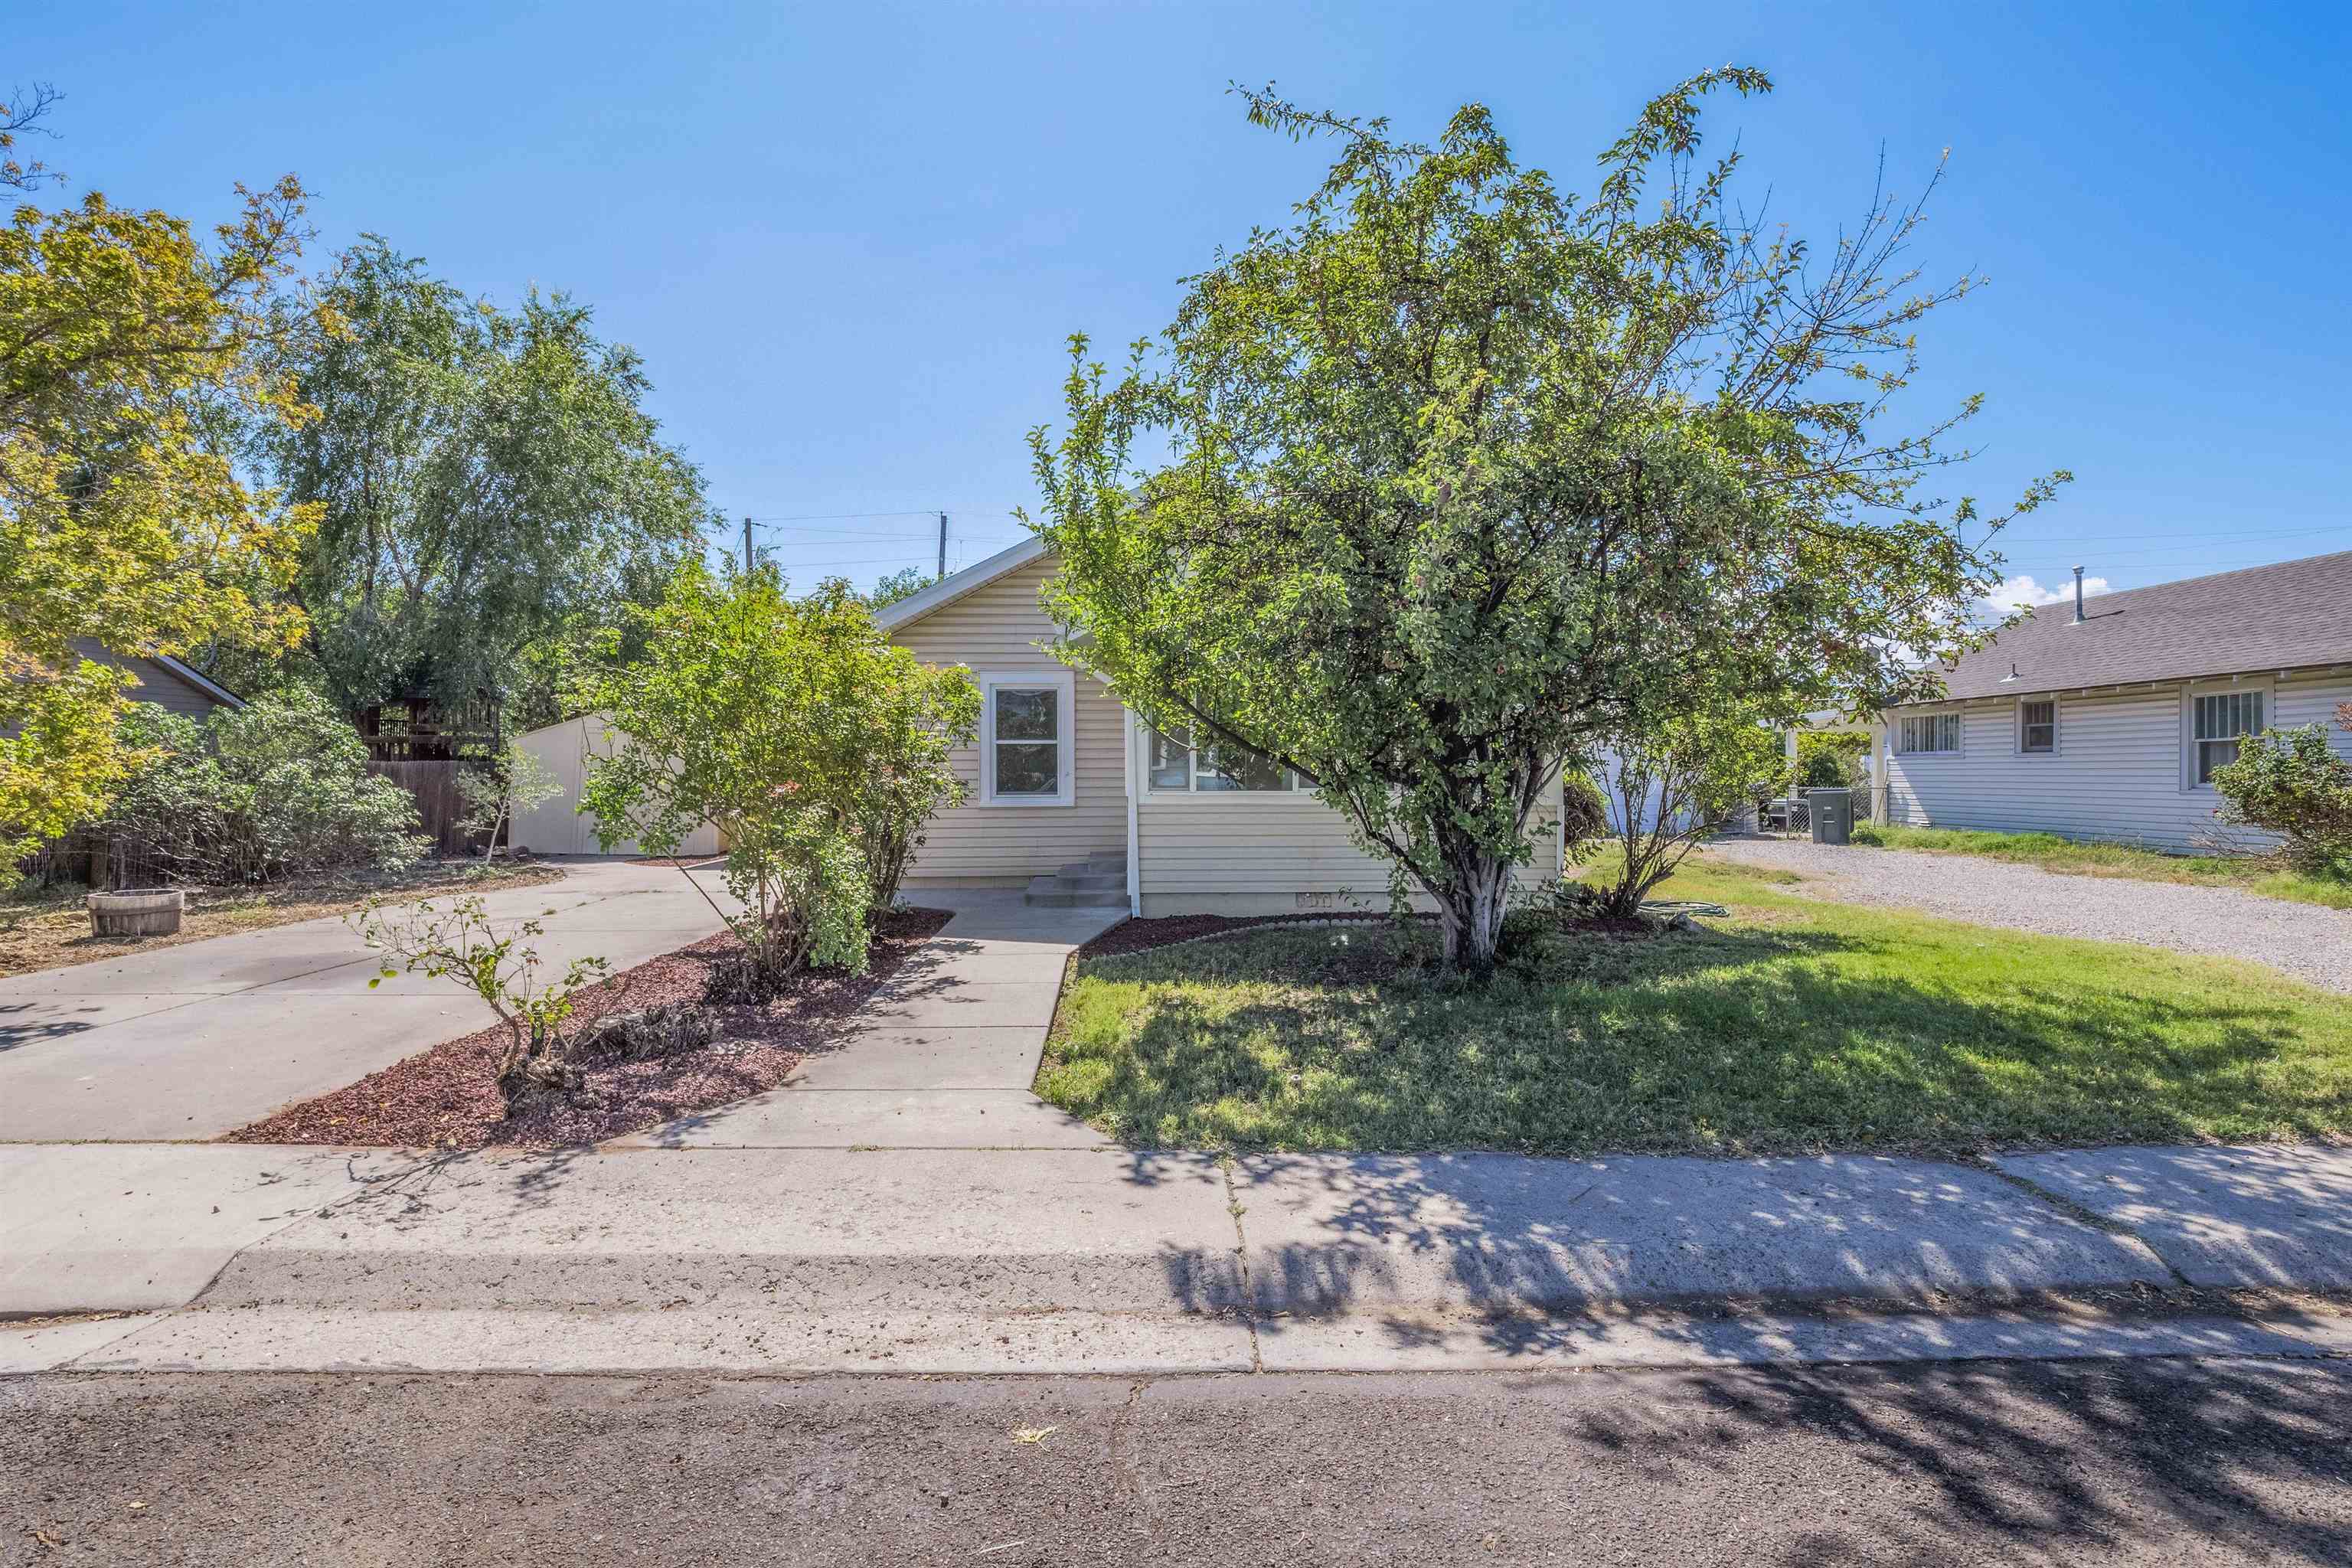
[17,828,171,892]
[366,759,488,857]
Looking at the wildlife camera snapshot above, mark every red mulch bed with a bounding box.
[225,906,953,1151]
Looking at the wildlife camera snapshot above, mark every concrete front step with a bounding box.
[1024,852,1130,907]
[1023,877,1129,908]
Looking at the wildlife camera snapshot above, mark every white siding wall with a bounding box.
[509,714,720,858]
[1882,668,2351,853]
[890,558,1128,884]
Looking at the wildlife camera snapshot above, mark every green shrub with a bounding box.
[1560,773,1609,858]
[98,691,426,886]
[2211,720,2352,877]
[1787,730,1868,793]
[576,564,980,992]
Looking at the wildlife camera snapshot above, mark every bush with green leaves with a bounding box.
[353,893,609,1107]
[454,740,564,860]
[576,562,979,994]
[1788,731,1869,793]
[1588,707,1785,918]
[1559,773,1609,854]
[2210,717,2352,876]
[96,691,426,886]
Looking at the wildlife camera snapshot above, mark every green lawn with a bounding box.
[1036,858,2352,1157]
[1850,822,2352,910]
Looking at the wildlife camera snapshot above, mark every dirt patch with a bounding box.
[0,860,568,981]
[224,906,953,1150]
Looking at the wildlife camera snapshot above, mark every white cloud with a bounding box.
[1977,573,2112,619]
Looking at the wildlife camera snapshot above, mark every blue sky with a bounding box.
[20,0,2350,604]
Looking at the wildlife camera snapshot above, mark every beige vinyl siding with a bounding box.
[1883,666,2351,853]
[890,557,1127,883]
[1136,767,1564,917]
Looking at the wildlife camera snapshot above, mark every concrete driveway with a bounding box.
[0,860,737,1142]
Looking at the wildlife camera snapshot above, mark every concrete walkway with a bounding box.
[0,859,737,1142]
[8,888,2351,1378]
[616,888,1125,1150]
[9,1139,2351,1376]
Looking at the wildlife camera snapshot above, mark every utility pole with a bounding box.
[936,511,948,582]
[742,514,755,574]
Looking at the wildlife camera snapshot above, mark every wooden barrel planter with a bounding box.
[87,887,185,939]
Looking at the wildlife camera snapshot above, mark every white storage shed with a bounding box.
[508,713,720,858]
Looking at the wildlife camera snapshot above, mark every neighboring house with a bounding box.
[67,638,245,717]
[1867,550,2352,852]
[877,537,1566,913]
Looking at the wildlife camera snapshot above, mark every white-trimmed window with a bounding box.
[1142,725,1311,797]
[2188,687,2265,787]
[1896,712,1962,756]
[978,671,1075,806]
[2017,697,2057,756]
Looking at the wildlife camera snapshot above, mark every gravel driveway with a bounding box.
[1704,838,2352,995]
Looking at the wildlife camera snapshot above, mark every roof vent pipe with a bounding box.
[2073,565,2086,625]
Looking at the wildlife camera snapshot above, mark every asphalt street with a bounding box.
[8,1358,2350,1565]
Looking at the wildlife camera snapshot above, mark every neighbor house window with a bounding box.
[2191,690,2264,785]
[2019,698,2056,755]
[1896,713,1962,755]
[1143,726,1307,794]
[979,672,1074,805]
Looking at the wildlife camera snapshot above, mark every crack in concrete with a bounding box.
[1971,1155,2196,1288]
[1218,1155,1263,1374]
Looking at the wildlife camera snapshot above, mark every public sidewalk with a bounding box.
[7,889,2350,1377]
[9,1139,2350,1377]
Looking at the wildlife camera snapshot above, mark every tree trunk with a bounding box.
[493,1029,580,1109]
[1431,844,1514,979]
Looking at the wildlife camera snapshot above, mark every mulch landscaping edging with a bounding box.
[1076,910,1426,961]
[1075,907,1681,963]
[224,906,953,1151]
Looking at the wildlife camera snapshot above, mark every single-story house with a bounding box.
[66,639,245,717]
[878,537,1566,914]
[1866,550,2352,852]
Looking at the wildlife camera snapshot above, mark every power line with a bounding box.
[740,508,948,523]
[733,512,1030,531]
[760,554,959,570]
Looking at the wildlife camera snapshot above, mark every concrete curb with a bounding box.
[8,1141,2352,1377]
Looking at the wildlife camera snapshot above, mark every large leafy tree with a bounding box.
[0,87,319,855]
[1031,73,2066,975]
[263,239,710,726]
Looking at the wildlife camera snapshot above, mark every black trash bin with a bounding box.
[1808,787,1853,845]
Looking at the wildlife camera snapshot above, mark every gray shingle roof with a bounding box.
[1916,548,2352,704]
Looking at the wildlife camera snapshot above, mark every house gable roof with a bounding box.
[150,652,245,710]
[1915,548,2352,704]
[873,535,1051,634]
